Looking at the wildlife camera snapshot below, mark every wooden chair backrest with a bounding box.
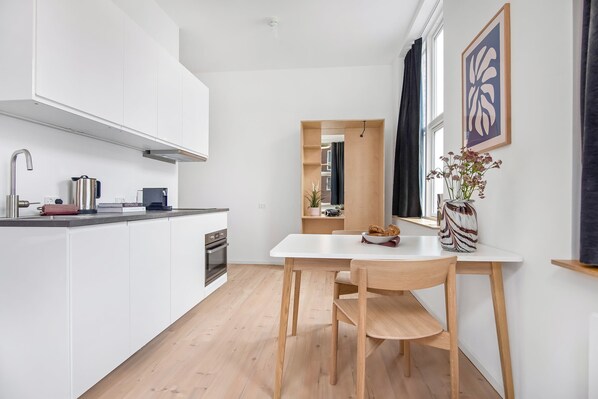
[350,257,457,291]
[332,230,364,235]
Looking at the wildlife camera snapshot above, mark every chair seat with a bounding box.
[334,295,443,340]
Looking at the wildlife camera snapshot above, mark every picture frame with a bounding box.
[462,3,511,152]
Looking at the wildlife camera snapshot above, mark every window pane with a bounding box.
[433,127,444,214]
[434,28,444,117]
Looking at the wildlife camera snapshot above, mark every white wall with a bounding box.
[0,115,178,217]
[412,1,598,398]
[179,66,396,264]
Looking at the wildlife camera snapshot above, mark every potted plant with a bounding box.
[305,182,322,216]
[426,147,502,252]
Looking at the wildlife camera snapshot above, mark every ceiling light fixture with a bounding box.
[268,16,279,39]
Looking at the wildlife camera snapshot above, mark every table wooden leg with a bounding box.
[489,262,515,399]
[291,270,302,336]
[274,258,294,399]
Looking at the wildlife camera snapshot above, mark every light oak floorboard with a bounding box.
[83,265,500,399]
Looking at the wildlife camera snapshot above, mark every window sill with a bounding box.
[551,259,598,278]
[397,217,440,230]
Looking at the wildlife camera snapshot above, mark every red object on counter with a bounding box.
[40,204,79,216]
[361,236,401,247]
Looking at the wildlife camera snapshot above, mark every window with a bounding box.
[422,17,444,217]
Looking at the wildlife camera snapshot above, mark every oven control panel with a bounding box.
[206,229,227,245]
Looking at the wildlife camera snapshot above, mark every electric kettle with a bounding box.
[71,175,101,214]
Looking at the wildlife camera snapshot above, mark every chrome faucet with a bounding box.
[6,149,34,218]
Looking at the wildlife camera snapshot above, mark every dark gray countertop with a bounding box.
[0,208,229,227]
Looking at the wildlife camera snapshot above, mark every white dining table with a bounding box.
[269,234,523,399]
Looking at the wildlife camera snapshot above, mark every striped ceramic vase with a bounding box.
[439,200,478,252]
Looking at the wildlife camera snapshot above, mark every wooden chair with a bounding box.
[331,230,402,296]
[330,256,459,399]
[290,230,365,334]
[332,230,364,295]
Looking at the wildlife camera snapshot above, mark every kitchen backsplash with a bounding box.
[0,114,178,217]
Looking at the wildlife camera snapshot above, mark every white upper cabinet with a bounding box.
[182,67,209,156]
[157,48,183,145]
[0,0,210,161]
[123,17,158,137]
[35,0,124,125]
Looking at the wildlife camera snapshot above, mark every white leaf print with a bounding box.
[478,48,497,78]
[475,107,483,135]
[474,46,487,78]
[480,94,496,125]
[468,86,477,109]
[481,83,495,102]
[469,56,476,84]
[466,44,499,137]
[468,87,479,132]
[481,67,497,83]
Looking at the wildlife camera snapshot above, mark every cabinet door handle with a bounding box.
[206,243,229,254]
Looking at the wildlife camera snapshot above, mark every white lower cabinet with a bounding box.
[170,215,206,321]
[130,219,171,352]
[0,228,70,399]
[170,212,227,321]
[70,224,131,397]
[0,212,227,398]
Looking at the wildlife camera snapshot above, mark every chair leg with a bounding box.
[449,339,459,399]
[403,341,411,377]
[330,284,340,385]
[356,323,367,399]
[399,340,404,355]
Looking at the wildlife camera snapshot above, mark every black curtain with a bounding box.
[331,142,344,205]
[581,0,598,264]
[392,38,423,217]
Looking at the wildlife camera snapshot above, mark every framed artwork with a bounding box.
[462,3,511,152]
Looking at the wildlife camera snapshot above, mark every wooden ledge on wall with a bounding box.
[397,217,440,230]
[551,259,598,278]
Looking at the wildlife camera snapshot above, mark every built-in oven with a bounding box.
[205,229,228,286]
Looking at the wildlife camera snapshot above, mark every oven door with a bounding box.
[205,238,228,286]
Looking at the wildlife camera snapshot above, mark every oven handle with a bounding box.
[206,242,229,254]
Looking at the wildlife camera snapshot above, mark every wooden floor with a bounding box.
[84,264,501,399]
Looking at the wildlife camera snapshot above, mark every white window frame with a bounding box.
[422,14,444,217]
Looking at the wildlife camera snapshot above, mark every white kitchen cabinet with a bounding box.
[182,67,210,156]
[170,212,227,321]
[158,48,183,145]
[123,16,158,137]
[70,223,130,398]
[170,215,206,321]
[0,0,210,161]
[0,228,70,399]
[0,212,227,398]
[35,0,124,125]
[129,219,171,353]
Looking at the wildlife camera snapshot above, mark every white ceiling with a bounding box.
[155,0,421,73]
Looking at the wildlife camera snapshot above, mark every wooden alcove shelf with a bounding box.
[300,119,385,234]
[551,259,598,278]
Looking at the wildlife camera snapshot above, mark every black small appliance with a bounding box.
[142,187,172,211]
